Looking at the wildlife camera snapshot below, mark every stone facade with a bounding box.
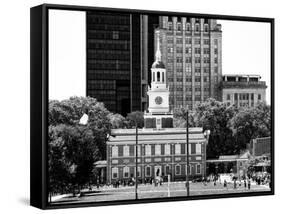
[222,74,267,107]
[156,17,222,110]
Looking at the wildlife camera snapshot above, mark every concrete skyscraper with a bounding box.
[156,17,222,110]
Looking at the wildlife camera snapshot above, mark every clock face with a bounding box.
[155,96,163,105]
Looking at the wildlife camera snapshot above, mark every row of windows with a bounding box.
[111,164,202,178]
[111,143,202,157]
[166,67,217,74]
[168,22,210,33]
[229,93,262,101]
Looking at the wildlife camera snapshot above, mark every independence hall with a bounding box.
[106,30,209,183]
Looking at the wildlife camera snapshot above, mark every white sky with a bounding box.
[218,20,271,104]
[49,10,86,101]
[48,10,271,104]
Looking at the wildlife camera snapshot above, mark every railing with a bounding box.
[222,81,266,88]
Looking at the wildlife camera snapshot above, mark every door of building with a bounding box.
[154,165,162,178]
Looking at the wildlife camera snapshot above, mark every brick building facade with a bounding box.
[106,128,208,183]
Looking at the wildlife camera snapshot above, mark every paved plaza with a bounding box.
[51,181,270,204]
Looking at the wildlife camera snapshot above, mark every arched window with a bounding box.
[162,72,165,82]
[186,23,190,31]
[153,71,155,82]
[195,24,200,32]
[157,72,160,82]
[204,24,209,32]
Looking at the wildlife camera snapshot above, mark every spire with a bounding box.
[151,29,165,69]
[155,30,161,62]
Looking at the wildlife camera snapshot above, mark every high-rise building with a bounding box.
[156,17,222,110]
[86,12,159,116]
[222,74,267,107]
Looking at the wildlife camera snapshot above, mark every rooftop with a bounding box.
[108,127,207,145]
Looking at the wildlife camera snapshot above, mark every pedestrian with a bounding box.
[248,179,251,190]
[234,179,237,189]
[224,179,227,189]
[244,179,247,189]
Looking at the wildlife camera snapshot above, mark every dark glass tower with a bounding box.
[86,11,159,116]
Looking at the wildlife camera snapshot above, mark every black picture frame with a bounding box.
[30,3,275,210]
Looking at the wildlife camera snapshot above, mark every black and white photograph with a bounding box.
[31,4,273,208]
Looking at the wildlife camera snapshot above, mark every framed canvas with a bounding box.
[30,4,274,209]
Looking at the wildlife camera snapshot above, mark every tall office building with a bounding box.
[156,17,222,110]
[86,11,159,116]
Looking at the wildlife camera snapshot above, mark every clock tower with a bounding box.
[144,30,173,129]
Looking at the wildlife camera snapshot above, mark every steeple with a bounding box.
[155,30,161,62]
[152,29,165,69]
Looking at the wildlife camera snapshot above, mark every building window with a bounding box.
[176,57,183,63]
[176,38,182,43]
[186,38,192,44]
[195,48,201,54]
[195,57,201,63]
[204,67,209,73]
[203,39,210,45]
[168,23,172,31]
[145,166,151,177]
[258,94,261,100]
[214,57,218,64]
[214,48,218,54]
[165,144,171,155]
[251,93,254,100]
[145,145,151,156]
[227,94,231,100]
[123,145,129,157]
[196,164,201,174]
[203,48,210,54]
[155,144,161,156]
[176,47,183,53]
[204,77,208,82]
[204,24,209,32]
[112,167,118,179]
[112,146,118,157]
[195,77,201,82]
[175,144,181,155]
[123,166,130,178]
[196,144,201,154]
[195,38,200,44]
[185,57,191,63]
[195,24,200,32]
[204,57,210,63]
[214,39,218,45]
[195,67,201,73]
[177,24,182,31]
[112,31,119,40]
[175,165,181,175]
[191,144,196,154]
[214,67,218,73]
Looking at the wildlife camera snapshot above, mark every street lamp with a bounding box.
[135,120,138,200]
[185,108,189,197]
[204,130,211,178]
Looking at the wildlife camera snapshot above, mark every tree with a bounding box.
[193,98,238,158]
[173,106,196,128]
[109,113,126,129]
[126,111,144,128]
[231,102,271,150]
[48,96,111,197]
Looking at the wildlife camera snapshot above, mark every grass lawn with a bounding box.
[51,182,270,204]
